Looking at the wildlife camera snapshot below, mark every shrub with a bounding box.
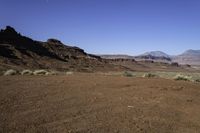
[47,71,58,75]
[66,71,73,75]
[173,74,191,81]
[124,71,134,77]
[195,79,200,82]
[143,73,157,78]
[21,69,33,75]
[171,62,179,67]
[4,69,17,76]
[33,70,49,75]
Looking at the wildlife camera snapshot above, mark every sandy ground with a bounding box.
[0,73,200,133]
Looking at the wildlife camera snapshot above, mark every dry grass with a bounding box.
[66,71,73,75]
[143,73,157,78]
[123,71,135,77]
[3,69,17,76]
[173,74,192,81]
[33,70,49,75]
[21,69,33,75]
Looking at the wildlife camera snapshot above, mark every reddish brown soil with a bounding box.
[0,74,200,133]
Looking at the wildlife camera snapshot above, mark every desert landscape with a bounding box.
[0,26,200,133]
[1,0,200,132]
[1,73,200,133]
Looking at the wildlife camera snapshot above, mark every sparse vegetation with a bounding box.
[143,73,157,78]
[124,71,134,77]
[47,71,58,75]
[4,69,17,76]
[66,71,73,75]
[173,74,192,81]
[21,69,33,75]
[171,62,179,67]
[33,70,49,75]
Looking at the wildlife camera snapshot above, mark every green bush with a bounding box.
[173,74,191,81]
[195,79,200,82]
[124,71,134,77]
[21,69,33,75]
[143,73,157,78]
[4,69,17,76]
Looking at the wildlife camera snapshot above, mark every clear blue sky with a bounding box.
[0,0,200,55]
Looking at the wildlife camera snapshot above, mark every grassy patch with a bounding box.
[21,69,33,75]
[143,73,157,78]
[4,69,17,76]
[66,71,74,75]
[123,71,135,77]
[33,70,49,75]
[173,74,192,81]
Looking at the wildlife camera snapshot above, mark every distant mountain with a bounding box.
[135,51,171,62]
[141,51,170,58]
[173,50,200,65]
[101,50,200,66]
[0,26,124,72]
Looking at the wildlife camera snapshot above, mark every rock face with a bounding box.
[172,50,200,65]
[0,26,123,72]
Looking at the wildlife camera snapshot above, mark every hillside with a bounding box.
[0,26,124,72]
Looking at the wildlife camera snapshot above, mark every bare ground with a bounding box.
[0,73,200,133]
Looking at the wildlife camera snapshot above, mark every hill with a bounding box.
[0,26,124,72]
[172,50,200,66]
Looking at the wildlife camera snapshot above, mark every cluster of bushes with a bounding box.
[195,79,200,82]
[3,69,17,76]
[123,71,135,77]
[173,74,192,81]
[2,69,200,83]
[2,69,59,76]
[142,73,157,78]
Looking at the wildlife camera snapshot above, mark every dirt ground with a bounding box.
[0,73,200,133]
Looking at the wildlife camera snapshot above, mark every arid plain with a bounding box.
[1,73,200,133]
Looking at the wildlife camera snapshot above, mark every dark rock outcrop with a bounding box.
[0,26,119,72]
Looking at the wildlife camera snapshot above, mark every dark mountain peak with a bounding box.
[0,26,18,35]
[47,38,63,45]
[0,26,108,71]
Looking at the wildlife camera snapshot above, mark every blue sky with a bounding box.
[0,0,200,55]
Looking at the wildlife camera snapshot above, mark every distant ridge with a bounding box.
[172,49,200,65]
[101,50,200,65]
